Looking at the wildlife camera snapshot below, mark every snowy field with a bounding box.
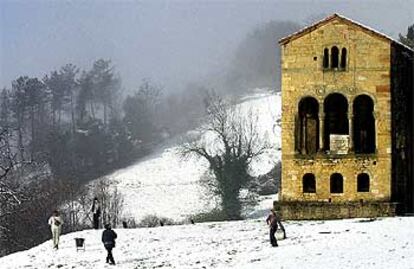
[2,216,414,269]
[104,91,281,222]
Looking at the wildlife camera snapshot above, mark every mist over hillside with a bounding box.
[1,0,413,93]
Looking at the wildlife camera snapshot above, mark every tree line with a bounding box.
[0,59,208,256]
[0,59,209,184]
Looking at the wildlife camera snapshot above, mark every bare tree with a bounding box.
[93,177,124,228]
[0,130,20,236]
[1,128,84,255]
[0,129,27,255]
[0,129,15,181]
[181,91,272,220]
[58,180,90,232]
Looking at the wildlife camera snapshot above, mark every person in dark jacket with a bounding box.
[266,209,286,247]
[91,197,101,229]
[102,224,117,265]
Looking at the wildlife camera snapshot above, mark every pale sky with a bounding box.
[1,0,413,92]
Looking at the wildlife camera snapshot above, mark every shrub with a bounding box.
[192,209,230,223]
[138,214,175,227]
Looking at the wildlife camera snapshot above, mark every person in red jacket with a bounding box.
[266,209,286,247]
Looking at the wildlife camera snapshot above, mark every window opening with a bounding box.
[323,48,329,68]
[303,173,316,193]
[330,173,343,193]
[297,97,319,154]
[357,173,370,192]
[353,95,375,153]
[331,46,339,68]
[323,93,349,150]
[340,48,347,69]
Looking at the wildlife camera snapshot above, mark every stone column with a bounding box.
[348,106,353,152]
[372,110,377,152]
[319,112,324,152]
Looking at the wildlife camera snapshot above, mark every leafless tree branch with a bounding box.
[180,90,273,220]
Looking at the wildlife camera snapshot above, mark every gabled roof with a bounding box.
[279,13,413,52]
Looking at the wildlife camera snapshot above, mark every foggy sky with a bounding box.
[1,0,413,92]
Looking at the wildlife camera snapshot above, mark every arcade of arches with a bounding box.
[295,93,375,155]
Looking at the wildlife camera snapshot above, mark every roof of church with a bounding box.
[279,13,413,52]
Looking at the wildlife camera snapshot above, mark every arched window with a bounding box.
[303,173,316,193]
[330,173,343,193]
[340,48,347,69]
[331,46,339,68]
[357,173,370,192]
[323,48,329,69]
[297,97,319,154]
[353,95,375,153]
[323,93,349,150]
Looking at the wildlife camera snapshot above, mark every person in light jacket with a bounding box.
[48,210,63,249]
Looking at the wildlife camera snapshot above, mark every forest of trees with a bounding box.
[0,59,208,256]
[0,60,209,184]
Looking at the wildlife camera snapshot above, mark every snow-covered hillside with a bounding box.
[104,91,281,222]
[2,217,414,269]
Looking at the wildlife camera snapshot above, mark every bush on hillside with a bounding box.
[138,214,176,227]
[192,209,230,223]
[256,161,281,195]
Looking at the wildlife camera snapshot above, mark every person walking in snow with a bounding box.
[91,197,101,229]
[102,223,117,265]
[266,209,286,247]
[48,210,63,250]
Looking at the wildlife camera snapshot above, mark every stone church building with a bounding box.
[277,14,413,219]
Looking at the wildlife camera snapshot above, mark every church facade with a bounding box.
[277,14,413,219]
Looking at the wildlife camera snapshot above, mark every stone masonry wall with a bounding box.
[280,18,392,203]
[274,201,396,220]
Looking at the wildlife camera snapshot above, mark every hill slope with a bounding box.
[103,91,281,222]
[2,217,414,269]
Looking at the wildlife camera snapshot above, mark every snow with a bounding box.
[2,216,414,269]
[103,91,281,222]
[3,90,414,268]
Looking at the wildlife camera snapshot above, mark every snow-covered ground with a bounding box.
[4,90,414,268]
[2,216,414,269]
[104,91,281,222]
